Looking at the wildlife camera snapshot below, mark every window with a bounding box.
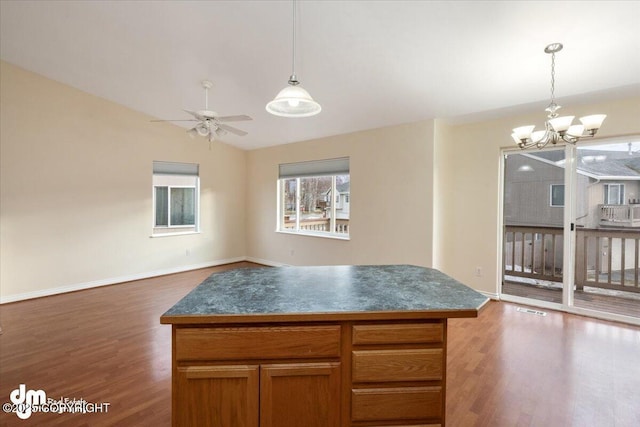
[277,157,350,238]
[604,183,624,205]
[550,184,564,207]
[155,187,195,226]
[152,161,199,235]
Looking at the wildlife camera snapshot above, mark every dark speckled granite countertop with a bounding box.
[160,265,489,324]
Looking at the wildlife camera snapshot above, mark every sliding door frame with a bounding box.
[499,140,640,326]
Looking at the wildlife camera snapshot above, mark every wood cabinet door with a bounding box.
[176,365,259,427]
[260,362,341,427]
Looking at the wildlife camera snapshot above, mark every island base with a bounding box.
[170,318,448,427]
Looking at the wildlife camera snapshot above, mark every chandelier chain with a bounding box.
[550,51,555,106]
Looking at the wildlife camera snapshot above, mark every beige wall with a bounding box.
[246,121,435,267]
[0,62,247,302]
[2,60,637,303]
[436,96,640,296]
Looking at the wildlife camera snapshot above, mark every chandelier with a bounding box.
[512,43,606,149]
[266,0,321,117]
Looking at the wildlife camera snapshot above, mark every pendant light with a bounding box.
[266,0,321,117]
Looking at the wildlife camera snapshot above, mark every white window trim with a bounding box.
[149,230,202,238]
[276,229,350,241]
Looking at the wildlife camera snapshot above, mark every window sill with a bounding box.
[275,229,350,241]
[150,231,201,238]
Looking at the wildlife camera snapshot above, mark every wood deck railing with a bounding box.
[576,228,640,293]
[504,226,564,283]
[599,204,640,228]
[283,218,349,234]
[504,225,640,294]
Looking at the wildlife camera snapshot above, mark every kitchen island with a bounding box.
[161,265,488,427]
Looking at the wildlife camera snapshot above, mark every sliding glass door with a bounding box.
[573,141,640,318]
[502,148,566,306]
[501,137,640,322]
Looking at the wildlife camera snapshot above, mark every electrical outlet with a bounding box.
[475,267,482,277]
[186,249,191,256]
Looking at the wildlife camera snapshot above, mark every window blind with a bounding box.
[153,161,199,176]
[278,157,349,179]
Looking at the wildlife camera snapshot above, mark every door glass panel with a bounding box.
[574,141,640,318]
[502,149,565,304]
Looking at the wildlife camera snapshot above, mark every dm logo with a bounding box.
[10,384,46,419]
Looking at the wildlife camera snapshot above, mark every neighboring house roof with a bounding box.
[524,150,640,180]
[336,182,350,193]
[326,181,351,194]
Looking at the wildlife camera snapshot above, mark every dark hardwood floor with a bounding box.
[1,262,639,426]
[503,280,640,318]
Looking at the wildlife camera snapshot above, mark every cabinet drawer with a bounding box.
[368,424,441,427]
[176,326,340,361]
[352,323,443,345]
[351,387,442,421]
[352,349,443,383]
[368,425,441,427]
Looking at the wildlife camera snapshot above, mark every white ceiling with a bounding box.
[1,1,639,150]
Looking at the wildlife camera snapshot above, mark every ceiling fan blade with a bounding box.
[216,115,252,122]
[151,119,198,122]
[218,123,248,136]
[184,109,206,121]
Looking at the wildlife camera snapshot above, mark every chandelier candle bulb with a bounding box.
[531,130,547,143]
[567,124,585,137]
[580,114,607,131]
[549,115,575,132]
[512,125,535,140]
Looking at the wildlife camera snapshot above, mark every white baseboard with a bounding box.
[0,257,246,304]
[245,256,289,267]
[478,290,500,300]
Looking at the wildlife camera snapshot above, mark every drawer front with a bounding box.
[352,323,443,345]
[367,425,441,427]
[352,349,443,383]
[176,326,340,361]
[351,387,442,421]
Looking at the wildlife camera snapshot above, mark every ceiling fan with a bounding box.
[152,80,252,142]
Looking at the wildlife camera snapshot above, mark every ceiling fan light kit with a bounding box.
[266,0,321,118]
[512,43,606,150]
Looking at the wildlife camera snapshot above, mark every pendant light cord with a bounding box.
[289,0,299,85]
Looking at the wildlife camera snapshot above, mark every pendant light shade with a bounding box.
[266,76,321,117]
[266,0,321,118]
